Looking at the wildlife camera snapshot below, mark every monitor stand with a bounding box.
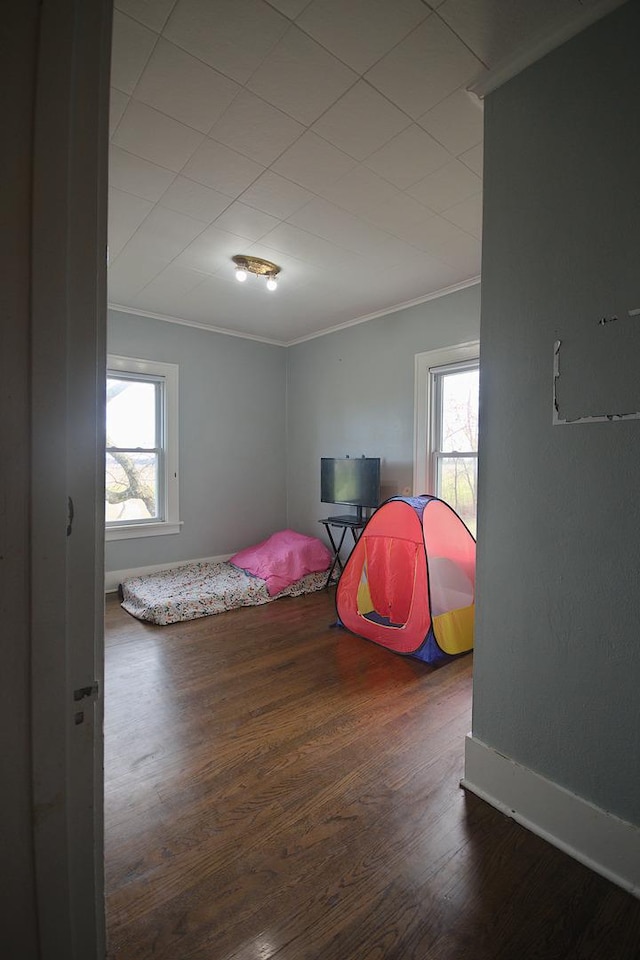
[319,512,366,587]
[327,506,364,524]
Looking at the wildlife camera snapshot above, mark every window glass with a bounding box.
[105,356,180,540]
[106,377,157,449]
[440,369,479,452]
[106,374,162,525]
[436,456,478,537]
[105,451,159,523]
[434,363,479,537]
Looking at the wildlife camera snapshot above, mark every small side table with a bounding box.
[319,517,366,588]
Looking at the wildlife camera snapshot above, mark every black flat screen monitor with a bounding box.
[321,457,380,521]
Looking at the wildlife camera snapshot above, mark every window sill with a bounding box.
[105,521,182,541]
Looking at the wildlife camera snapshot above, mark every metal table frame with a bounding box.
[319,517,365,588]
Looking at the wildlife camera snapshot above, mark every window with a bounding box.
[105,355,180,540]
[414,342,480,536]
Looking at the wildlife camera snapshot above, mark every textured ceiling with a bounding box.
[108,0,614,344]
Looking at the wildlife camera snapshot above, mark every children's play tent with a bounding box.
[336,495,476,665]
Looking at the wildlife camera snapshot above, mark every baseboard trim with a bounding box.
[105,553,233,593]
[461,734,640,898]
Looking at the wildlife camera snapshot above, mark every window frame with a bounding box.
[105,355,180,541]
[413,341,480,499]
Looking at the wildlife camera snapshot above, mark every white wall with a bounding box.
[106,310,288,573]
[286,285,481,536]
[474,1,640,827]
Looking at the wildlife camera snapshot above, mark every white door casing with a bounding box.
[30,0,111,956]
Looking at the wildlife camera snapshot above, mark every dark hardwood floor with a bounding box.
[105,590,640,960]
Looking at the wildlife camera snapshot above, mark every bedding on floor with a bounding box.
[120,559,329,625]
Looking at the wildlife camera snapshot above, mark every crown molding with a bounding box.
[109,276,481,348]
[468,0,628,99]
[107,304,286,346]
[285,277,481,346]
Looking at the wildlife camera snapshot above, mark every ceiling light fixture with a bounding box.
[232,255,281,292]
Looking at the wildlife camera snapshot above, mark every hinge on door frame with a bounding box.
[73,682,99,725]
[73,682,99,702]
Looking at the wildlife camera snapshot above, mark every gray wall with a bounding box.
[106,310,288,572]
[286,285,481,536]
[474,1,640,826]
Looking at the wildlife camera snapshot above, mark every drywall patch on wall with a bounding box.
[553,310,640,424]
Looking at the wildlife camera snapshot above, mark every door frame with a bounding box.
[30,0,112,955]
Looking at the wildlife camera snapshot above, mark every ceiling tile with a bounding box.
[123,204,207,260]
[163,0,289,84]
[418,87,483,156]
[366,233,436,268]
[112,99,204,171]
[180,274,286,337]
[459,142,483,176]
[111,11,157,95]
[133,39,239,133]
[287,198,391,257]
[352,252,458,301]
[437,0,574,68]
[109,88,129,137]
[108,186,154,259]
[114,0,178,33]
[159,176,232,222]
[237,171,314,219]
[172,223,247,274]
[131,264,209,315]
[320,165,402,219]
[108,249,170,301]
[246,25,357,126]
[259,222,354,271]
[442,192,483,238]
[407,159,481,212]
[397,212,474,260]
[209,90,304,166]
[364,125,450,189]
[272,132,355,193]
[438,230,481,274]
[213,202,280,241]
[181,138,264,197]
[105,0,592,341]
[362,191,435,238]
[366,15,485,118]
[312,82,411,162]
[133,270,208,312]
[296,0,429,74]
[265,0,312,17]
[109,145,176,201]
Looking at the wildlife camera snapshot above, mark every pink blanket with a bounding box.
[230,529,331,596]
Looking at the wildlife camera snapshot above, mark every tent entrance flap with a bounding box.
[356,538,419,627]
[336,495,475,664]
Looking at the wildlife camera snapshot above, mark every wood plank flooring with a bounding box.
[105,590,640,960]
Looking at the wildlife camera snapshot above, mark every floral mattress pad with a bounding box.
[120,560,327,625]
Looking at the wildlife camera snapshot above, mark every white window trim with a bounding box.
[413,341,480,497]
[106,354,181,541]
